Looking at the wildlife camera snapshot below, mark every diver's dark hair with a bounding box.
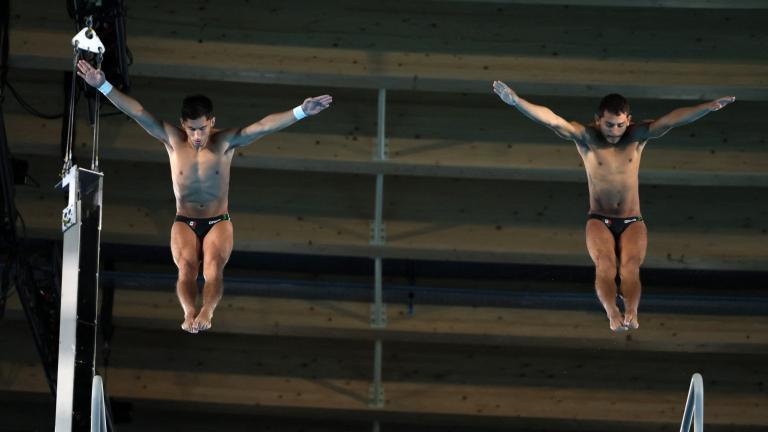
[596,93,630,118]
[181,94,214,120]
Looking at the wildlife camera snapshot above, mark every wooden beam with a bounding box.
[11,28,768,100]
[10,0,768,99]
[6,71,767,186]
[1,320,765,427]
[6,288,763,353]
[12,155,768,271]
[6,361,757,427]
[439,0,768,9]
[14,185,768,271]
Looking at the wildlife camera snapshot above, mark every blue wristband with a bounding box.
[97,80,113,95]
[292,105,307,120]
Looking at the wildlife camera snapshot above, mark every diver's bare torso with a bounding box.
[575,125,647,217]
[165,128,235,218]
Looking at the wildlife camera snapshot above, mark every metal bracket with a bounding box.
[370,303,388,328]
[71,26,106,55]
[369,222,387,244]
[373,138,390,161]
[368,381,386,408]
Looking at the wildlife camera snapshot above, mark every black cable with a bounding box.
[100,110,124,117]
[0,0,8,90]
[0,0,17,322]
[0,0,59,397]
[0,264,17,306]
[0,255,13,319]
[5,81,64,119]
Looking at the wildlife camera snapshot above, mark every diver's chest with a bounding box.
[587,146,640,172]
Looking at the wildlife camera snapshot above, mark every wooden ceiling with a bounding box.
[2,0,767,431]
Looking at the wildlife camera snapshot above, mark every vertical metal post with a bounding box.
[55,166,104,432]
[55,167,81,432]
[371,87,387,328]
[369,89,387,410]
[368,338,384,408]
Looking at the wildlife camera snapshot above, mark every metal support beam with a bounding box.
[369,88,388,410]
[370,87,387,329]
[55,165,103,432]
[368,339,385,408]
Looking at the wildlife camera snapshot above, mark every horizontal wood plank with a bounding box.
[12,154,768,270]
[1,318,765,426]
[440,0,768,8]
[9,289,755,352]
[6,71,767,186]
[9,0,768,99]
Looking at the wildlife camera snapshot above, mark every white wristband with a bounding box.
[292,105,307,120]
[97,80,113,95]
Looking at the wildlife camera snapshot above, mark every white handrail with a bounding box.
[680,373,704,432]
[91,375,107,432]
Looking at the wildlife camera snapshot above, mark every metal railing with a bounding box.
[91,375,107,432]
[680,373,704,432]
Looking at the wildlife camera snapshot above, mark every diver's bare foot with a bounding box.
[193,307,214,332]
[623,309,639,329]
[607,307,627,332]
[181,313,197,334]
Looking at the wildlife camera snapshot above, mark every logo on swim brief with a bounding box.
[188,221,197,228]
[604,218,611,225]
[624,218,637,224]
[209,218,221,225]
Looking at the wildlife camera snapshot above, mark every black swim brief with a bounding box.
[175,213,231,240]
[588,213,644,241]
